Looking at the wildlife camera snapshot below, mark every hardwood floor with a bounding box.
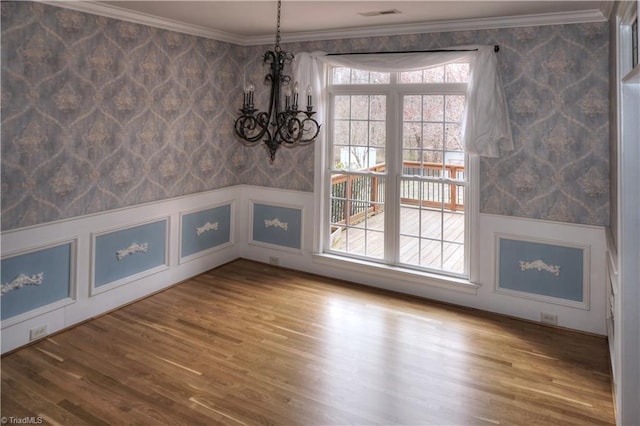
[1,259,615,425]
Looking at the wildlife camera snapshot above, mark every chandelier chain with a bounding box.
[275,0,282,52]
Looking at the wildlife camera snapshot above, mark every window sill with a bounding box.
[312,253,479,295]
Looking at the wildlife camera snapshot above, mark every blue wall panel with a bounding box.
[94,220,167,288]
[181,205,231,258]
[1,243,72,320]
[498,238,584,302]
[252,204,302,249]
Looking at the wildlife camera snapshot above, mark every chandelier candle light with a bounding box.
[234,0,321,162]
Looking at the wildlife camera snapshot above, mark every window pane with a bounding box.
[365,230,384,257]
[330,175,385,260]
[330,172,347,198]
[402,153,421,169]
[370,95,386,120]
[350,120,369,147]
[373,149,386,166]
[400,178,421,204]
[370,72,390,84]
[333,95,386,171]
[399,236,420,264]
[421,208,442,239]
[423,95,444,121]
[453,183,465,211]
[404,95,422,121]
[445,124,463,151]
[423,122,444,150]
[443,242,464,273]
[333,120,350,145]
[445,63,470,82]
[443,211,465,243]
[400,70,423,83]
[369,203,385,230]
[334,95,350,119]
[445,95,465,122]
[370,121,386,147]
[420,239,442,270]
[399,205,419,235]
[403,123,422,149]
[398,63,468,84]
[331,67,390,84]
[422,150,443,165]
[350,96,369,119]
[332,67,351,84]
[352,69,369,84]
[398,180,465,272]
[423,66,445,83]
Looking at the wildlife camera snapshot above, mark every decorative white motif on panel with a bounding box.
[116,242,148,261]
[519,260,561,276]
[1,273,44,295]
[264,218,288,231]
[196,221,219,236]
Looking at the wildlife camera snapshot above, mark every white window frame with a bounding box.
[313,67,480,287]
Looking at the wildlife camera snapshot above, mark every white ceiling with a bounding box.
[49,1,608,44]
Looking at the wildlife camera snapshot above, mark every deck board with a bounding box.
[331,208,465,273]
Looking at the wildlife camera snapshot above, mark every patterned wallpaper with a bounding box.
[1,1,243,230]
[1,1,609,230]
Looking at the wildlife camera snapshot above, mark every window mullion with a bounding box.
[385,78,402,264]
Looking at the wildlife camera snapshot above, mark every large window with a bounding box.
[326,63,471,277]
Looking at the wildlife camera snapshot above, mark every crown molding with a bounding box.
[599,0,616,22]
[257,9,607,46]
[37,1,245,45]
[38,1,606,47]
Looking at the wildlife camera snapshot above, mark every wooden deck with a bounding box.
[331,207,466,273]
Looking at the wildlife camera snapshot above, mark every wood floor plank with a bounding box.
[1,259,614,425]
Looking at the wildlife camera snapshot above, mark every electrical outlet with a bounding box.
[29,325,48,341]
[269,256,280,266]
[540,312,558,325]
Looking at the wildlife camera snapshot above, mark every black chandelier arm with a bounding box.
[295,117,321,144]
[275,112,321,145]
[234,112,272,144]
[276,112,301,143]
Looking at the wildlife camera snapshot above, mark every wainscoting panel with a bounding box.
[250,202,303,251]
[180,203,233,262]
[1,240,75,323]
[92,218,169,294]
[496,235,588,308]
[0,188,238,354]
[478,214,606,334]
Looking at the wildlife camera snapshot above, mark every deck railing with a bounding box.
[330,162,464,226]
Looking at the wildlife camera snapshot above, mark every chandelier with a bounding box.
[233,0,321,162]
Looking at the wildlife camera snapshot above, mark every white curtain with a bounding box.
[293,45,513,158]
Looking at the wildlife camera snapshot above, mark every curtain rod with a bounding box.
[327,45,499,56]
